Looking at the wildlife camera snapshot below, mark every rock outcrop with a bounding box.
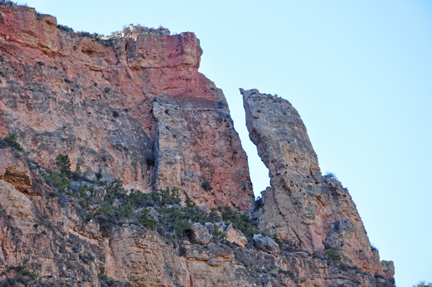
[0,4,254,210]
[0,148,31,191]
[242,88,394,278]
[0,146,396,286]
[0,3,395,286]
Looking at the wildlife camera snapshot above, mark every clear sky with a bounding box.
[19,1,432,285]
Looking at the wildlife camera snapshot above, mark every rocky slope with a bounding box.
[0,148,395,286]
[242,88,394,278]
[0,4,253,211]
[0,3,395,286]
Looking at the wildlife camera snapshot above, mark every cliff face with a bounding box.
[0,4,395,287]
[242,89,394,278]
[0,5,254,210]
[0,149,395,286]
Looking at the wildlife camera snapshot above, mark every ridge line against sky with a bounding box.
[10,1,432,286]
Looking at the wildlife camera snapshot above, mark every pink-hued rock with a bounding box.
[0,143,394,286]
[0,5,254,211]
[242,88,394,278]
[0,5,396,286]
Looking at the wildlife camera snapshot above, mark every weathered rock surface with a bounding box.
[0,147,396,286]
[0,3,396,286]
[253,234,281,254]
[187,222,213,245]
[0,148,31,191]
[0,4,254,210]
[225,223,248,247]
[242,88,394,278]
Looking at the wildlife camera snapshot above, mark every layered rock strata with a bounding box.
[0,147,395,286]
[242,88,394,278]
[0,3,396,286]
[0,5,254,210]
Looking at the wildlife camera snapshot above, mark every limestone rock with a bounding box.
[0,4,396,286]
[225,223,248,247]
[253,234,280,254]
[242,88,394,278]
[187,222,213,245]
[0,148,395,286]
[0,4,254,211]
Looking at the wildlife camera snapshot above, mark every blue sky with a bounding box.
[19,1,432,285]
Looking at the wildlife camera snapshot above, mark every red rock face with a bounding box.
[0,6,254,210]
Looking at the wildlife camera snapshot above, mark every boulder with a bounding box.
[253,234,280,254]
[188,223,213,245]
[225,224,248,247]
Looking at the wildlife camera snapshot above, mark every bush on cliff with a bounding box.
[2,134,24,152]
[0,0,18,7]
[325,248,342,262]
[40,159,261,243]
[56,154,71,175]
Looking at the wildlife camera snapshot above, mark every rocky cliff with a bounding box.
[0,3,394,287]
[242,88,394,278]
[0,148,395,286]
[0,4,253,211]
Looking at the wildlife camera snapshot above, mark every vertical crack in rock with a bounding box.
[242,88,394,277]
[0,5,254,210]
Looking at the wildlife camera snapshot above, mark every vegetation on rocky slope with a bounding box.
[39,154,259,243]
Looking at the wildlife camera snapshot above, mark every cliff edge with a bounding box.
[0,4,254,211]
[0,3,394,286]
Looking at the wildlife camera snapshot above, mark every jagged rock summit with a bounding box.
[242,88,394,278]
[0,3,394,286]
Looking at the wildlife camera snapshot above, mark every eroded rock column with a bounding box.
[242,88,394,277]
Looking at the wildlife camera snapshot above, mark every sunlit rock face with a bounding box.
[0,5,254,210]
[0,4,396,286]
[242,88,394,278]
[0,148,396,286]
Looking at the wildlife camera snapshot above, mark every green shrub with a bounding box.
[3,134,23,151]
[42,169,71,193]
[99,266,108,280]
[57,24,74,32]
[137,208,157,229]
[56,154,71,175]
[273,234,283,249]
[211,225,226,242]
[325,248,342,262]
[185,194,196,208]
[75,163,81,174]
[15,259,38,281]
[217,206,259,239]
